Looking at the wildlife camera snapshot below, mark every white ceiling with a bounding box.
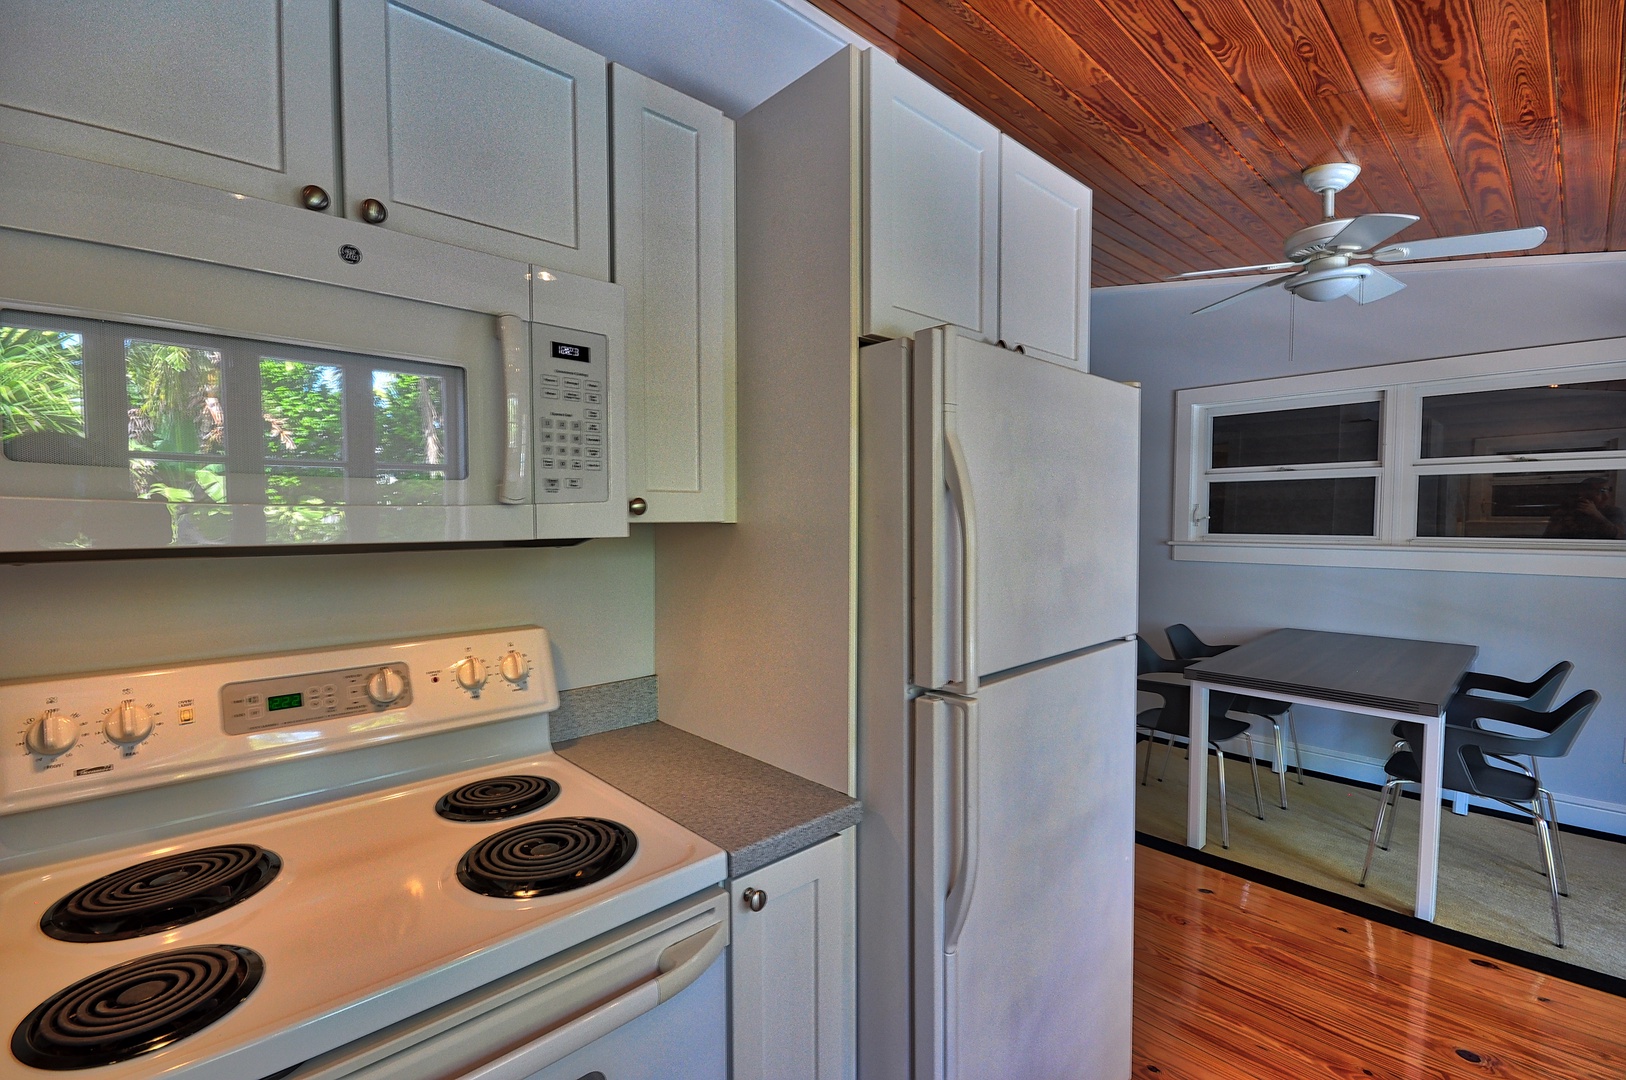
[487,0,866,118]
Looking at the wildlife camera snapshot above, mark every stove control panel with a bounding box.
[0,627,556,816]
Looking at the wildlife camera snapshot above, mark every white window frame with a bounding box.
[1172,336,1626,578]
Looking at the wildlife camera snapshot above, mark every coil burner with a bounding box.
[435,775,561,822]
[457,818,636,899]
[11,945,263,1070]
[40,845,281,943]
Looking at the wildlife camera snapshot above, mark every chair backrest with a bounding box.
[1136,635,1187,675]
[1164,623,1231,661]
[1519,661,1574,713]
[1458,660,1573,715]
[1444,690,1601,795]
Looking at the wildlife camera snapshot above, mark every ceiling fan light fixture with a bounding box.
[1287,265,1369,302]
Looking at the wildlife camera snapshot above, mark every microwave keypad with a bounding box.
[533,327,608,503]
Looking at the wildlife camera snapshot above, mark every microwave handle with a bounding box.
[497,314,529,504]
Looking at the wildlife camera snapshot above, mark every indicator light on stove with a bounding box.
[454,656,488,694]
[499,651,529,685]
[25,710,78,757]
[366,667,406,705]
[103,700,153,747]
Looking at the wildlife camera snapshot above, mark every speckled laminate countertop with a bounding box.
[555,722,862,877]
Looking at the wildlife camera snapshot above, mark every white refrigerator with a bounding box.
[857,325,1139,1080]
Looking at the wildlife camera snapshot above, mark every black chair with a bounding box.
[1359,689,1600,947]
[1165,624,1304,808]
[1136,637,1264,849]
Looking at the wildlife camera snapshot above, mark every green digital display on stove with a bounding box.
[267,692,303,712]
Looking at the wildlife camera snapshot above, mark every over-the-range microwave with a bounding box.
[0,229,626,553]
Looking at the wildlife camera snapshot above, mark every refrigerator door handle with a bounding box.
[943,696,980,955]
[944,428,979,696]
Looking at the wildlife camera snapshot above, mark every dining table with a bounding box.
[1180,628,1478,921]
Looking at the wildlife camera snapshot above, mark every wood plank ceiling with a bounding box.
[803,0,1626,286]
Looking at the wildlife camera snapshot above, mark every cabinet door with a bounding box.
[730,832,855,1080]
[338,0,610,280]
[612,66,737,523]
[863,51,999,342]
[0,0,336,208]
[997,136,1093,370]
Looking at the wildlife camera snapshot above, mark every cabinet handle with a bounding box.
[300,184,330,211]
[360,198,389,224]
[742,887,767,912]
[628,497,648,516]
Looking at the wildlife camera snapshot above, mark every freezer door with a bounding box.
[915,641,1134,1080]
[913,326,1139,690]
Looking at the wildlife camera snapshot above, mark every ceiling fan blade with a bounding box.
[1192,272,1302,314]
[1355,267,1406,304]
[1169,262,1296,280]
[1327,213,1420,252]
[1373,225,1547,263]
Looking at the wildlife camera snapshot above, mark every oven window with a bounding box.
[1,312,468,511]
[0,319,89,463]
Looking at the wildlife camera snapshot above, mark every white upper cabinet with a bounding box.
[998,135,1093,369]
[612,65,737,523]
[862,51,999,343]
[0,0,337,207]
[339,0,610,280]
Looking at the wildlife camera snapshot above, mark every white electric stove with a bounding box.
[0,628,728,1080]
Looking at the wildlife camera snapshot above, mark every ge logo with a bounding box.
[338,245,362,264]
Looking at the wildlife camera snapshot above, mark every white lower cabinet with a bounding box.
[729,831,855,1080]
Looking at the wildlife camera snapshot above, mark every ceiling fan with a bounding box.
[1178,163,1547,314]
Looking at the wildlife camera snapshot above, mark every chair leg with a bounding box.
[1158,735,1177,782]
[1359,780,1398,886]
[1271,720,1288,809]
[1379,782,1402,850]
[1140,731,1156,787]
[1533,800,1565,948]
[1530,760,1568,897]
[1242,732,1265,820]
[1213,746,1231,849]
[1287,708,1305,784]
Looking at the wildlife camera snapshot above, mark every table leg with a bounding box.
[1416,712,1444,922]
[1187,684,1209,849]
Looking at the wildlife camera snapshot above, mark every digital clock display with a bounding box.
[551,341,590,362]
[267,692,303,712]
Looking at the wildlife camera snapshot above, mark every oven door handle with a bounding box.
[455,920,726,1080]
[497,313,530,505]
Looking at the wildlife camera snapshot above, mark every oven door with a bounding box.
[0,230,627,551]
[275,889,728,1080]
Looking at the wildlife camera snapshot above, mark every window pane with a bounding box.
[262,358,344,461]
[1209,477,1377,535]
[1211,402,1379,468]
[1420,380,1626,458]
[1417,470,1626,540]
[126,339,225,456]
[1,323,87,463]
[374,369,447,465]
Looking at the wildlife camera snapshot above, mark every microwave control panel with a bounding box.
[533,323,609,504]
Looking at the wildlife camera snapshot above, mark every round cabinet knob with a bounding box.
[367,667,405,705]
[104,701,153,747]
[360,198,388,224]
[300,184,331,211]
[454,656,488,693]
[627,497,648,516]
[742,887,768,912]
[25,710,78,757]
[499,651,529,685]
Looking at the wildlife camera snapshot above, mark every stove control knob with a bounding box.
[26,710,78,757]
[367,667,405,705]
[454,656,488,693]
[499,651,529,685]
[104,700,153,747]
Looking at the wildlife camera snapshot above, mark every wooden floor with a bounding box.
[1134,845,1626,1079]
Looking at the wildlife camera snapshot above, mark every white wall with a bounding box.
[0,530,654,692]
[1091,252,1626,833]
